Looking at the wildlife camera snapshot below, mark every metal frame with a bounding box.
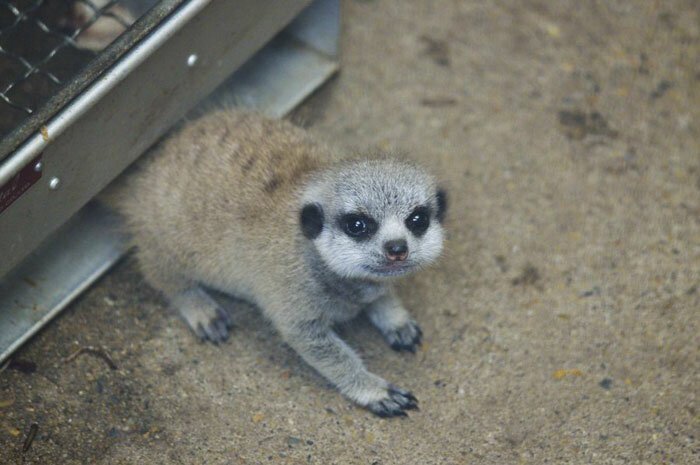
[0,0,339,363]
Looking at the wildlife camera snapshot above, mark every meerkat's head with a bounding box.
[299,158,446,280]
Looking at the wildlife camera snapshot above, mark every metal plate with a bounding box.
[0,202,126,361]
[211,34,338,118]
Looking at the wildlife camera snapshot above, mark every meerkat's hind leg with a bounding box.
[367,294,422,353]
[135,246,233,343]
[170,287,233,343]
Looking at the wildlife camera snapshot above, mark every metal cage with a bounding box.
[0,0,339,363]
[1,0,177,159]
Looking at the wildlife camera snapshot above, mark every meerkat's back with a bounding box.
[122,110,329,231]
[116,110,330,302]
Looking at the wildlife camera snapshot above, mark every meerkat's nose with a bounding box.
[384,239,408,262]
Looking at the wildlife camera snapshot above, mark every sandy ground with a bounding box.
[1,1,699,464]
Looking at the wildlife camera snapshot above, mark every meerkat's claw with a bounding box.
[195,317,229,344]
[207,309,233,344]
[389,385,419,409]
[216,306,234,328]
[387,321,423,353]
[366,386,419,417]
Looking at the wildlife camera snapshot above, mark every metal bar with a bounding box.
[209,33,338,118]
[0,203,126,362]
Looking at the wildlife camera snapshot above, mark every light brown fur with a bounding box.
[113,109,445,417]
[119,111,332,302]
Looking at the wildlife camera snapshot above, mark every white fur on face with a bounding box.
[304,158,445,280]
[314,213,444,280]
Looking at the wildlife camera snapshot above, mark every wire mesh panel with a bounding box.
[0,0,156,143]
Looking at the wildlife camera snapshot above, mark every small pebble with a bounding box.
[553,369,583,380]
[599,378,613,390]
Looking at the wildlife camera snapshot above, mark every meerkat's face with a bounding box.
[300,159,447,280]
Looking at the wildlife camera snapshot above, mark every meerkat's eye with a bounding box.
[405,207,430,236]
[340,214,377,239]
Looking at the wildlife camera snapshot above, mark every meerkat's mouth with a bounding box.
[366,262,415,277]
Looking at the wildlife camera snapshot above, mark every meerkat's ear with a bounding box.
[300,203,324,239]
[436,189,448,223]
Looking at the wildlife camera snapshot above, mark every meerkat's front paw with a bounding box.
[385,321,423,353]
[343,374,419,418]
[187,306,233,344]
[366,385,419,418]
[367,296,423,353]
[173,289,234,344]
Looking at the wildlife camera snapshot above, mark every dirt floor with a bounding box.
[2,0,699,463]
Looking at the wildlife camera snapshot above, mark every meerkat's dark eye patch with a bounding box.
[300,203,324,239]
[436,189,447,223]
[339,213,378,240]
[405,207,431,237]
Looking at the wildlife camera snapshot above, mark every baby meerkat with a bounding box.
[116,109,447,417]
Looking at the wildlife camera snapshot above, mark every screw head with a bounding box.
[48,177,60,190]
[187,54,198,67]
[34,161,42,172]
